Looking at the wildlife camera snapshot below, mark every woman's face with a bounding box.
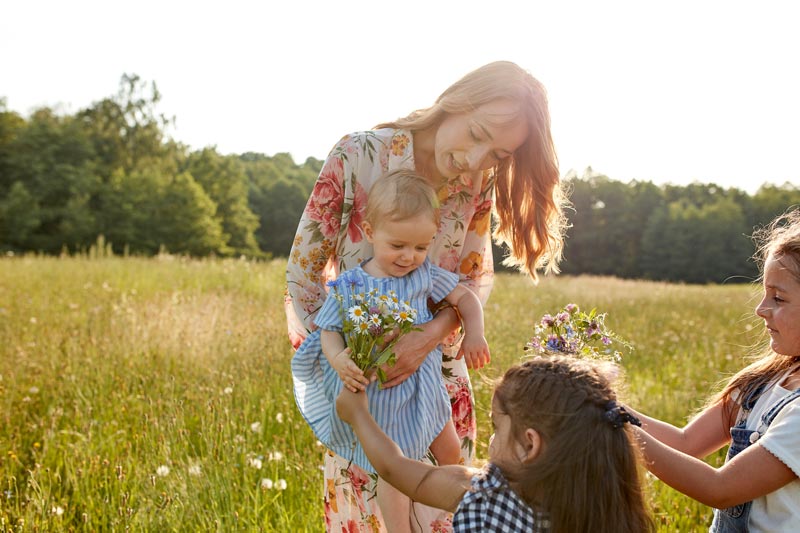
[432,99,529,180]
[756,255,800,356]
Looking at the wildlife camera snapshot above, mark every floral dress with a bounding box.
[285,128,495,532]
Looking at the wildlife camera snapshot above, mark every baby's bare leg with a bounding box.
[377,477,412,533]
[429,419,461,466]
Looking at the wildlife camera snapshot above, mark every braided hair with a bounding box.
[494,356,653,532]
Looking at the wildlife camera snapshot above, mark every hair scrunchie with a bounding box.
[604,401,642,429]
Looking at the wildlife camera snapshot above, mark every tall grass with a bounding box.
[0,256,763,531]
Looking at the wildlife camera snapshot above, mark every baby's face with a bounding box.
[365,214,436,278]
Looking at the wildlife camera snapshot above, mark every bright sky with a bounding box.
[3,0,798,194]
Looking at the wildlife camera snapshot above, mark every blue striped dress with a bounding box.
[291,258,456,473]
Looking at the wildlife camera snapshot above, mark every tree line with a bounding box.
[1,75,798,284]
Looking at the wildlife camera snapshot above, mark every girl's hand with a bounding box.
[331,348,370,392]
[336,387,369,425]
[457,333,491,369]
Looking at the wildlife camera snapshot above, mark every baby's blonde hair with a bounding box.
[365,169,440,228]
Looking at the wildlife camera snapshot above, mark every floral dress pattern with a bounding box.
[285,128,495,532]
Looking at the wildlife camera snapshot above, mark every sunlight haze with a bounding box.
[3,0,798,194]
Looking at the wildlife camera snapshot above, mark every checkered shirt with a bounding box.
[452,463,550,532]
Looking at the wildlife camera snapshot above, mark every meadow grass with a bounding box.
[0,256,764,531]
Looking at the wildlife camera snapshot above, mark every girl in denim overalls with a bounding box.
[629,208,800,532]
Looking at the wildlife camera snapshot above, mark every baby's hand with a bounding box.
[331,348,370,392]
[456,333,491,369]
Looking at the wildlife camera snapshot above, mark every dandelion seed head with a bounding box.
[250,422,262,433]
[223,386,233,395]
[52,506,64,516]
[260,478,274,490]
[276,479,287,490]
[275,413,283,424]
[156,465,170,477]
[248,457,263,470]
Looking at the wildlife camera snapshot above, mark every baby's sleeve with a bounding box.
[759,399,800,477]
[312,291,344,332]
[428,262,460,304]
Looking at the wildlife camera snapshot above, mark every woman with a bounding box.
[286,60,568,532]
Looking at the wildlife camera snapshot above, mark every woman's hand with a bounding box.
[381,308,458,388]
[380,328,436,388]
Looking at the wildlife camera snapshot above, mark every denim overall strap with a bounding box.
[709,387,800,533]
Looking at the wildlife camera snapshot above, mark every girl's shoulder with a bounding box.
[455,464,550,532]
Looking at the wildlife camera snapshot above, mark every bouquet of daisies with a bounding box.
[327,275,419,383]
[525,303,631,362]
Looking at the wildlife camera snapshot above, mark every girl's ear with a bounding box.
[519,428,543,464]
[363,221,374,243]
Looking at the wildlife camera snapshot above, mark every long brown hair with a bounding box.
[494,356,653,533]
[715,208,800,417]
[376,61,569,282]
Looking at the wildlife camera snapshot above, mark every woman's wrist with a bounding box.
[431,304,464,348]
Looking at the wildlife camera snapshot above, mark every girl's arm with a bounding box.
[321,330,370,392]
[625,401,732,458]
[635,426,796,508]
[336,387,474,512]
[444,285,490,369]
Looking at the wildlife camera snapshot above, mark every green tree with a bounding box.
[750,183,800,229]
[78,73,176,179]
[252,178,308,256]
[0,99,26,196]
[0,108,98,252]
[183,148,260,256]
[156,172,226,255]
[0,181,40,249]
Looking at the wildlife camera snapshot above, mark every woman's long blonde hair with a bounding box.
[715,208,800,419]
[376,61,569,281]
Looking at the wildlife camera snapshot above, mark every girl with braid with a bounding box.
[336,356,654,532]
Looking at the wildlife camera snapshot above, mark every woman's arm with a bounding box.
[285,143,350,348]
[625,401,732,458]
[381,308,460,388]
[635,426,796,508]
[336,388,473,512]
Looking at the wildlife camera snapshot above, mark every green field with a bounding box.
[0,255,764,531]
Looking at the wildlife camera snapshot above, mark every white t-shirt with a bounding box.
[744,382,800,532]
